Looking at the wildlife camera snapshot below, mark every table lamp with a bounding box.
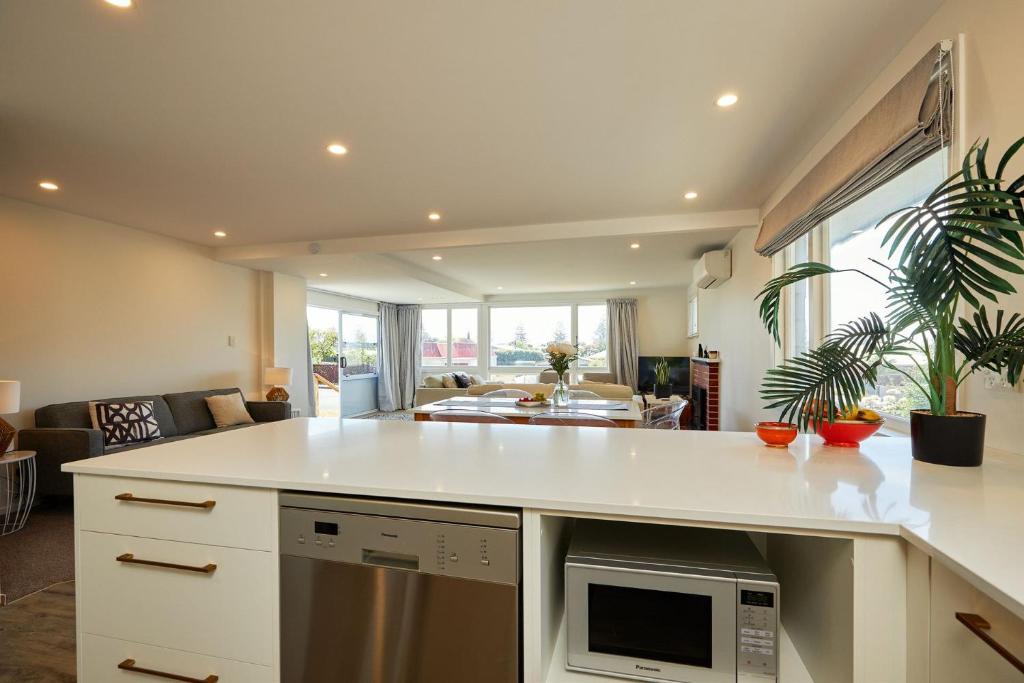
[265,367,293,402]
[0,380,20,453]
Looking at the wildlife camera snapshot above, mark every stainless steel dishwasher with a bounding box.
[279,492,521,683]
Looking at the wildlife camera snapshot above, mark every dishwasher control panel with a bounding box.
[280,506,519,586]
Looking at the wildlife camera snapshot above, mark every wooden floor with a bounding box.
[0,581,76,682]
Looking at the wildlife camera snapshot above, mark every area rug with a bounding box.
[0,500,75,605]
[353,410,414,421]
[0,581,76,682]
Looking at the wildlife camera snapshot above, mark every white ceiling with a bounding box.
[1,0,944,251]
[243,227,741,303]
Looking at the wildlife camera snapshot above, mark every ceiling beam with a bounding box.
[362,254,484,301]
[215,209,760,262]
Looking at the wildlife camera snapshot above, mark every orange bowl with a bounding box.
[816,419,883,447]
[755,421,798,448]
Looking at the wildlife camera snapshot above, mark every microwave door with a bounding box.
[566,564,737,683]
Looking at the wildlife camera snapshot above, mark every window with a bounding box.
[340,313,378,377]
[450,308,479,367]
[421,309,449,367]
[781,150,947,421]
[489,305,572,368]
[576,304,607,367]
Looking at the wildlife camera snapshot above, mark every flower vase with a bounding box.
[553,379,570,407]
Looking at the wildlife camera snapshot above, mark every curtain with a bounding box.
[378,303,422,411]
[607,298,639,392]
[305,322,316,416]
[756,42,954,256]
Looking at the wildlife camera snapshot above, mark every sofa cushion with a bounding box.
[90,400,163,448]
[163,388,244,435]
[422,374,444,388]
[36,395,178,437]
[205,393,255,428]
[452,372,472,389]
[440,374,458,389]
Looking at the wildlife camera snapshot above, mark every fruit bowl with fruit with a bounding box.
[516,392,551,408]
[816,407,884,447]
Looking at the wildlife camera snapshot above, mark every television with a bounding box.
[637,356,690,396]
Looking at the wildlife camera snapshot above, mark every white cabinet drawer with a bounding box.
[78,531,275,665]
[930,561,1024,682]
[76,474,274,550]
[80,632,273,683]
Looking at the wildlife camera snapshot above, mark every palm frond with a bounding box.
[881,141,1024,311]
[761,346,879,431]
[756,262,837,345]
[821,313,889,357]
[955,306,1024,384]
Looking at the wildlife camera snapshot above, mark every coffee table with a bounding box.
[1,450,37,535]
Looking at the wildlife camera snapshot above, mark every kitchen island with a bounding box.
[64,418,1024,683]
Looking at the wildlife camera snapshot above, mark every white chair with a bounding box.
[483,389,533,399]
[528,412,618,428]
[568,390,601,400]
[430,410,513,424]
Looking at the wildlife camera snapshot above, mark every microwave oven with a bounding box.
[565,521,779,683]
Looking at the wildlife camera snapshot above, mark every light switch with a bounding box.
[227,335,236,347]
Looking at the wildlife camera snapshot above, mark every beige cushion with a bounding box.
[469,374,484,385]
[441,374,458,389]
[422,374,444,388]
[205,393,255,428]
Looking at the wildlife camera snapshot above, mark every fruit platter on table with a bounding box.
[816,406,885,447]
[516,392,551,408]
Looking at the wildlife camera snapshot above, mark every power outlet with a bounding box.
[982,369,1020,392]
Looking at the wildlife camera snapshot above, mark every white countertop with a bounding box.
[64,417,1024,619]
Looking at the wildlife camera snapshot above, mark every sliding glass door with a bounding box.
[307,307,380,418]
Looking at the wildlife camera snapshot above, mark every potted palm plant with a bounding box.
[756,138,1024,466]
[654,357,672,398]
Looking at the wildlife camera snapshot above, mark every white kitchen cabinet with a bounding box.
[81,633,273,683]
[929,561,1024,683]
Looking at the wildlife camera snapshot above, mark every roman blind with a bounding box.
[755,42,954,256]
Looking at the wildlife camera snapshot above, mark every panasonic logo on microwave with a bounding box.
[635,664,661,673]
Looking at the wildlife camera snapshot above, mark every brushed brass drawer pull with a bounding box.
[115,493,216,509]
[117,658,219,683]
[116,553,217,574]
[956,612,1024,673]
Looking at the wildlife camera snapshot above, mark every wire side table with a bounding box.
[1,450,36,535]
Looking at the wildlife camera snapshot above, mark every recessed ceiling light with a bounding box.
[104,0,133,7]
[213,230,227,238]
[497,286,504,290]
[432,255,443,261]
[716,93,739,108]
[630,243,640,250]
[428,212,442,221]
[319,273,328,277]
[38,180,59,191]
[684,191,699,200]
[326,143,348,156]
[629,280,637,285]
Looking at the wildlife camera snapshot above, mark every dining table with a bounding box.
[410,395,643,428]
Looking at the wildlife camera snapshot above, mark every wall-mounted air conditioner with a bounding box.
[693,249,732,289]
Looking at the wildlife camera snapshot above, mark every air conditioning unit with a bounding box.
[693,249,732,289]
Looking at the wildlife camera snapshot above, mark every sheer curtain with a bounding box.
[607,298,638,391]
[378,303,422,411]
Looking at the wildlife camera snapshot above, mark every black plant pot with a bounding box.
[654,383,671,399]
[910,410,986,467]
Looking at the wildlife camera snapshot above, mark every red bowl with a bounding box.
[816,419,883,447]
[755,421,798,448]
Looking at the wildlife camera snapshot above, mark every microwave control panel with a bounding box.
[737,583,779,680]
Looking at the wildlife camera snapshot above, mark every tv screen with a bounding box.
[637,356,690,396]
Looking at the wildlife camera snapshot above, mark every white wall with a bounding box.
[687,229,775,431]
[764,0,1024,454]
[0,196,261,430]
[256,271,313,418]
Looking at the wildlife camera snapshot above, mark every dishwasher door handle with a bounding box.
[362,549,420,571]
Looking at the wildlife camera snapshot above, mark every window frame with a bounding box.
[338,312,380,380]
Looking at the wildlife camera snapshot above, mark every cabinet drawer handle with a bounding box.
[956,612,1024,673]
[117,658,219,683]
[115,493,216,509]
[116,553,217,574]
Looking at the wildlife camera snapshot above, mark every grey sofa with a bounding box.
[19,388,291,497]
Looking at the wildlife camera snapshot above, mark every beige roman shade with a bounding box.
[756,42,954,256]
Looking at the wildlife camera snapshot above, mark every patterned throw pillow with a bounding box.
[89,401,162,449]
[452,372,472,388]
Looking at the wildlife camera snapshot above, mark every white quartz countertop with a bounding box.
[64,417,1024,619]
